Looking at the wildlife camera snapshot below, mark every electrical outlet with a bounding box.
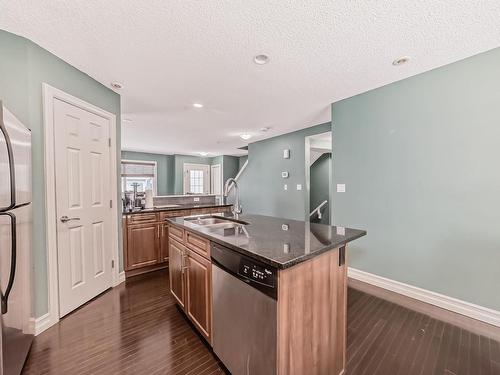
[336,226,346,236]
[336,184,346,193]
[283,149,290,159]
[296,184,302,191]
[193,197,200,202]
[284,184,288,191]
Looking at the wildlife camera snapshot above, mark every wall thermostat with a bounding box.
[283,149,290,159]
[281,171,289,178]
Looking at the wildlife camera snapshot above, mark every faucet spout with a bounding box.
[223,178,242,216]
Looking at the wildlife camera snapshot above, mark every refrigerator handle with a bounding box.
[0,105,16,212]
[0,211,17,315]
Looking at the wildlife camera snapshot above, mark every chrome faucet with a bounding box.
[223,178,242,216]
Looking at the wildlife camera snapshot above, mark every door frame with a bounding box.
[42,84,120,333]
[210,163,222,196]
[182,163,210,194]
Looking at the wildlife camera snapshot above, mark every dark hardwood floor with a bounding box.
[23,270,500,375]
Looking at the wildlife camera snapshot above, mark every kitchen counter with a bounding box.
[122,203,232,216]
[168,213,366,269]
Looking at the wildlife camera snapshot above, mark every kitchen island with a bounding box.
[167,213,366,375]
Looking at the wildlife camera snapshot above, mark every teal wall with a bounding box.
[238,122,331,220]
[332,47,500,311]
[238,155,248,170]
[310,153,331,224]
[122,152,240,195]
[121,151,174,195]
[222,156,239,184]
[0,30,121,317]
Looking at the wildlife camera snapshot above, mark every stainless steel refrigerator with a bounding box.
[0,102,33,375]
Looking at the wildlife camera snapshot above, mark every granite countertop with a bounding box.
[123,203,232,216]
[168,213,366,269]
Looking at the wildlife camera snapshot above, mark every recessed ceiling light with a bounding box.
[110,82,123,89]
[240,134,252,140]
[199,152,208,156]
[193,103,204,108]
[392,56,410,66]
[253,54,270,65]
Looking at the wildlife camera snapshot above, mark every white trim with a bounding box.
[210,163,222,196]
[348,267,500,327]
[115,271,126,286]
[30,313,52,336]
[42,83,120,332]
[183,162,210,194]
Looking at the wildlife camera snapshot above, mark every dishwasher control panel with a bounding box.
[238,260,277,288]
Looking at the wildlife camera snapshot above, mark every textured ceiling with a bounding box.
[1,1,500,156]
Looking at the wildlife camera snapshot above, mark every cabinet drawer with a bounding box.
[169,225,185,243]
[160,210,187,220]
[186,231,210,259]
[128,213,158,224]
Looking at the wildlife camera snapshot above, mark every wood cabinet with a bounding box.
[168,238,186,308]
[126,222,160,270]
[123,206,231,277]
[185,249,212,340]
[169,226,212,343]
[159,222,170,263]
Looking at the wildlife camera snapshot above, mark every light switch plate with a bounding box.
[284,184,288,191]
[193,197,200,202]
[282,224,289,231]
[336,184,346,193]
[336,226,346,236]
[296,184,302,191]
[281,171,289,178]
[283,149,290,159]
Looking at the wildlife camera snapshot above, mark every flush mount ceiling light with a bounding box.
[193,102,204,108]
[240,134,252,140]
[253,54,270,65]
[392,56,410,66]
[260,126,271,132]
[110,82,123,89]
[199,152,208,156]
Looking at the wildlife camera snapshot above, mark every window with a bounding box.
[121,160,157,194]
[189,170,204,194]
[183,163,210,194]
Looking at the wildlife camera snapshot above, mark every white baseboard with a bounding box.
[30,312,55,336]
[348,267,500,328]
[118,271,126,284]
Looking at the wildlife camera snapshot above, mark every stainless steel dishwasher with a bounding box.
[211,242,277,375]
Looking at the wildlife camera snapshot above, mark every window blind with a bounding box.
[121,161,155,177]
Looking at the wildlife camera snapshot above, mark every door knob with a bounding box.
[60,216,80,223]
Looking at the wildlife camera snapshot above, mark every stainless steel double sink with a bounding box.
[185,215,249,230]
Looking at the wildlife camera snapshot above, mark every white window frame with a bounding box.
[183,163,210,194]
[121,159,158,195]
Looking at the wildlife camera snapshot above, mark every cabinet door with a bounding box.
[160,223,169,263]
[169,239,186,308]
[185,249,212,341]
[126,223,160,270]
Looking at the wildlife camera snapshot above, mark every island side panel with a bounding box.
[277,247,347,375]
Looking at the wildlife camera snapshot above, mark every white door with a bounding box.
[183,163,210,194]
[54,98,112,317]
[211,164,222,196]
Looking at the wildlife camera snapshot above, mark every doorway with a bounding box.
[211,164,222,196]
[305,131,332,224]
[183,163,210,194]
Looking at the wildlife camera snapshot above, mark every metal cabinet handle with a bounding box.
[60,216,80,223]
